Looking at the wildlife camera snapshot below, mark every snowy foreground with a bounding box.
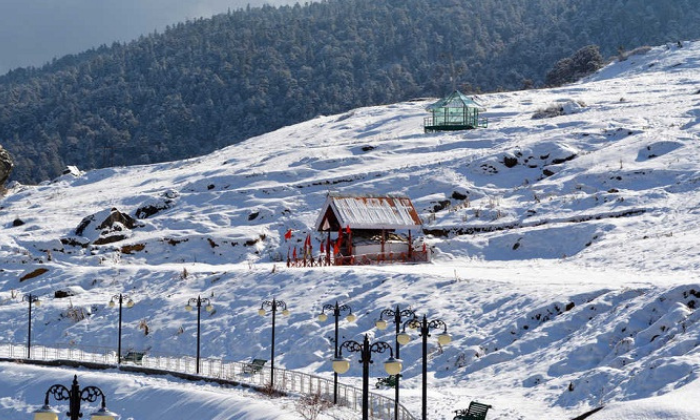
[2,41,700,419]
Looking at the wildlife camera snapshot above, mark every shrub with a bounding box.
[545,45,604,86]
[296,393,333,420]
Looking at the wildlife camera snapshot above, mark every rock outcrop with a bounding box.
[0,145,13,189]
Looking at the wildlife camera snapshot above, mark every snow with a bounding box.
[2,40,700,419]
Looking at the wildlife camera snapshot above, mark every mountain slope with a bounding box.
[4,0,700,184]
[1,41,700,419]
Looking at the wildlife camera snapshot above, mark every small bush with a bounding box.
[64,306,88,323]
[296,393,333,420]
[532,104,564,119]
[138,319,150,336]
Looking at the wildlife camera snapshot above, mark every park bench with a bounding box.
[243,358,267,374]
[375,374,402,388]
[122,351,145,365]
[453,401,492,420]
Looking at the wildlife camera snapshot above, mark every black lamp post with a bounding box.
[397,315,451,420]
[375,304,415,420]
[33,375,119,420]
[185,295,214,374]
[258,298,290,390]
[108,293,134,365]
[318,301,356,404]
[22,293,40,359]
[332,334,402,420]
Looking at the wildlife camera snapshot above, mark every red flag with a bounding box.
[284,229,292,241]
[333,242,339,255]
[346,225,351,234]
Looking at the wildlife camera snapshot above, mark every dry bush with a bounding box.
[64,306,87,323]
[296,393,333,420]
[259,381,285,398]
[138,319,150,335]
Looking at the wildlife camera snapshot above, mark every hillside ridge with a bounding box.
[1,41,700,419]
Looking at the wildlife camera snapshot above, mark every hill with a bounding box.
[2,0,700,184]
[1,41,700,419]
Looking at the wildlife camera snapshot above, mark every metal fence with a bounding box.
[0,343,415,420]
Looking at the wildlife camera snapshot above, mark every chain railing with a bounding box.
[0,343,416,420]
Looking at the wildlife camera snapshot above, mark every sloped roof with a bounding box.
[426,90,485,111]
[315,193,422,231]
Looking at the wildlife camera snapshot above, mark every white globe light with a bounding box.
[205,304,214,312]
[258,308,266,316]
[126,299,135,308]
[397,332,411,345]
[437,332,452,345]
[346,313,356,323]
[375,319,388,330]
[34,404,60,420]
[90,405,119,420]
[108,299,116,308]
[185,303,193,311]
[332,357,351,374]
[384,357,403,376]
[282,309,290,317]
[318,313,328,322]
[34,299,41,307]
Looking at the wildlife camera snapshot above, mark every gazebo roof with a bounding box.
[315,193,423,231]
[426,90,485,111]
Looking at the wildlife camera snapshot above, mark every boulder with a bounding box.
[70,208,143,245]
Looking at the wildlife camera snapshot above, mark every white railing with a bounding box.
[0,343,415,420]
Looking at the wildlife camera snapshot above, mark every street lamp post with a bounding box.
[108,293,135,365]
[332,334,402,420]
[23,293,40,359]
[375,305,415,420]
[33,374,119,420]
[397,315,452,420]
[258,298,290,390]
[318,301,356,404]
[185,295,214,375]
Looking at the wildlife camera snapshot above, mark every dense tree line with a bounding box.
[1,0,698,183]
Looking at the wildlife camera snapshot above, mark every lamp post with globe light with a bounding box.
[33,375,119,420]
[108,293,135,365]
[318,301,356,404]
[23,293,40,359]
[375,305,415,420]
[332,334,402,420]
[185,295,213,374]
[258,298,290,389]
[396,314,452,420]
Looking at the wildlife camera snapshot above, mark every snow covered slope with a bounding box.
[1,40,700,419]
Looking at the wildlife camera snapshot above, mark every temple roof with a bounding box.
[315,193,422,231]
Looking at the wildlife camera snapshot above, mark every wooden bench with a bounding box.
[375,374,402,388]
[453,401,492,420]
[122,351,145,365]
[242,358,267,374]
